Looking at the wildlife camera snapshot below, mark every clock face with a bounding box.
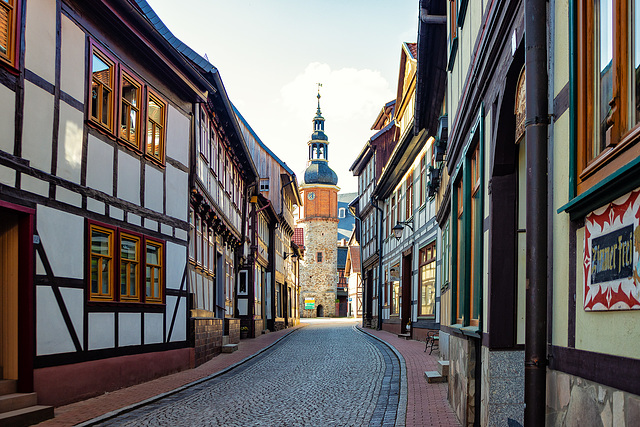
[307,191,316,200]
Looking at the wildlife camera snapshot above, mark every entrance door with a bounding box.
[401,252,412,331]
[0,211,19,381]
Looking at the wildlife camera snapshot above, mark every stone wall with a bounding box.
[224,318,240,344]
[299,218,338,317]
[448,334,476,426]
[547,370,640,426]
[192,317,223,366]
[480,347,524,426]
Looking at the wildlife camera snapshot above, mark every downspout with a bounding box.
[371,196,384,331]
[524,0,549,425]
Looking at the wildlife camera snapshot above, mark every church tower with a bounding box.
[298,87,339,317]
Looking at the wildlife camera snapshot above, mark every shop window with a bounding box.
[419,243,436,317]
[390,264,400,316]
[0,0,17,67]
[576,0,640,194]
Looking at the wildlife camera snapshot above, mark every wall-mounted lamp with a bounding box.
[393,221,414,241]
[283,252,298,260]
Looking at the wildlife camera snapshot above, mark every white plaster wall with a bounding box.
[36,286,76,355]
[60,287,84,346]
[165,164,188,221]
[86,135,114,195]
[144,165,163,213]
[88,313,115,350]
[57,103,83,183]
[25,0,56,84]
[117,151,140,205]
[56,186,82,207]
[119,313,141,347]
[166,296,186,342]
[0,165,15,186]
[144,313,164,344]
[22,82,54,172]
[0,83,15,153]
[165,105,190,167]
[60,14,85,102]
[37,205,84,279]
[166,242,186,290]
[21,175,49,197]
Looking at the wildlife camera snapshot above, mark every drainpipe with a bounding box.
[371,197,384,331]
[524,0,548,425]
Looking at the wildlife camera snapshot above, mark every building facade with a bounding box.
[298,92,339,318]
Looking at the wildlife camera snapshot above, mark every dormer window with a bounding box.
[339,207,346,218]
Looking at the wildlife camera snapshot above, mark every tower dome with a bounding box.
[304,86,338,186]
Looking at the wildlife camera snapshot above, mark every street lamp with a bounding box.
[283,251,298,260]
[393,221,414,241]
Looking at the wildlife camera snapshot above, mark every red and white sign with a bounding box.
[584,189,640,311]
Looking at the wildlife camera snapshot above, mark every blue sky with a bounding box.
[146,0,418,192]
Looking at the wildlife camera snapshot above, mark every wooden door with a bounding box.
[0,212,19,380]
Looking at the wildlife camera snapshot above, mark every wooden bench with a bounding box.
[424,330,439,354]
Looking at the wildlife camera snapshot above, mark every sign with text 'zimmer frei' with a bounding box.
[304,298,315,309]
[584,189,640,311]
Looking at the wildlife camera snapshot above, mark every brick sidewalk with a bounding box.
[358,327,461,427]
[36,325,305,426]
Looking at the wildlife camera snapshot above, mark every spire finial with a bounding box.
[316,83,322,114]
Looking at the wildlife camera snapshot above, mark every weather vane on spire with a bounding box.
[316,83,323,115]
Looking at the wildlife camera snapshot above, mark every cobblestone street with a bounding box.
[94,321,401,427]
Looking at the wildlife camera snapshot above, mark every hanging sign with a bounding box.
[584,189,640,310]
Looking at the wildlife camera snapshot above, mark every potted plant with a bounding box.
[240,326,249,339]
[405,321,411,332]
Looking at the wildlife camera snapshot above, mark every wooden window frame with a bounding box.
[89,45,116,133]
[406,172,414,219]
[577,0,640,194]
[469,145,480,326]
[146,90,166,164]
[0,0,19,69]
[119,70,143,151]
[89,223,115,301]
[420,156,426,206]
[119,231,141,302]
[455,177,463,324]
[144,237,164,304]
[418,243,436,318]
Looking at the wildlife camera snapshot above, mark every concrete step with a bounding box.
[221,344,238,353]
[397,333,411,340]
[0,380,17,396]
[222,335,230,346]
[0,393,38,413]
[424,371,447,384]
[437,360,450,377]
[0,404,55,427]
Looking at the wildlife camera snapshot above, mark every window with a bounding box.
[145,240,163,303]
[390,264,400,316]
[89,44,167,164]
[90,49,115,131]
[469,145,481,325]
[576,0,640,194]
[406,173,413,219]
[391,196,396,232]
[339,207,346,218]
[419,243,436,317]
[120,73,142,148]
[90,224,114,301]
[146,93,165,162]
[420,156,426,206]
[455,178,463,323]
[0,0,17,67]
[88,221,164,303]
[119,233,140,301]
[448,0,459,69]
[317,252,323,262]
[441,219,451,287]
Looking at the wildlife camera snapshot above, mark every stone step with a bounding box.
[424,371,447,384]
[437,360,450,377]
[397,333,411,340]
[0,404,55,427]
[221,344,238,353]
[222,335,230,346]
[0,380,17,396]
[0,393,38,413]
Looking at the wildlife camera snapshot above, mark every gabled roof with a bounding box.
[405,42,418,59]
[347,246,361,273]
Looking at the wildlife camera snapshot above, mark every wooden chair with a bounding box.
[424,330,439,354]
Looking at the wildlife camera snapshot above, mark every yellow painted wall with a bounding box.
[554,0,570,97]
